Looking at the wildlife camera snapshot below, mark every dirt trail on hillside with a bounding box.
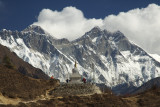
[0,93,21,105]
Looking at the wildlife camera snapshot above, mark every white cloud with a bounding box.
[103,3,160,55]
[33,6,103,40]
[33,4,160,55]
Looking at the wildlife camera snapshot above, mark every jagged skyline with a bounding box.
[1,25,160,94]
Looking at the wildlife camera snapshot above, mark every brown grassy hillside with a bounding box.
[0,65,59,100]
[0,44,49,79]
[123,86,160,107]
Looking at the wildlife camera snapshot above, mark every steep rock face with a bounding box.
[60,27,160,86]
[0,26,73,81]
[0,25,160,94]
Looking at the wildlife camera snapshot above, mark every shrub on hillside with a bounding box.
[2,55,15,69]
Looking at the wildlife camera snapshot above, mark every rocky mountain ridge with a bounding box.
[0,25,160,94]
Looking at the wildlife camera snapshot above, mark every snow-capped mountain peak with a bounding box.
[22,25,46,34]
[0,26,160,94]
[22,25,56,40]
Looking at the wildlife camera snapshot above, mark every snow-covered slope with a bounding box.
[0,25,74,81]
[149,54,160,63]
[0,25,160,94]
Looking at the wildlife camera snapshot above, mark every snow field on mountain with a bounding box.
[1,26,160,94]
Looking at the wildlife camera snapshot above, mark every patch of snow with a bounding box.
[92,37,97,43]
[149,54,160,63]
[83,58,86,60]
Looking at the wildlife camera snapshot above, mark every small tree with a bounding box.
[3,55,15,69]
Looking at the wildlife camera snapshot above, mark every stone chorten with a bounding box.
[70,61,82,83]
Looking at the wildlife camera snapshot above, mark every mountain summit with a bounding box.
[0,25,160,94]
[23,25,46,34]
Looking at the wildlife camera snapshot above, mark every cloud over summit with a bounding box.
[33,6,103,40]
[103,3,160,54]
[33,4,160,55]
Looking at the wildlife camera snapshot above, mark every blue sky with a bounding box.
[0,0,160,30]
[1,0,160,55]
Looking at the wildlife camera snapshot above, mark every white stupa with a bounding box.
[69,61,82,83]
